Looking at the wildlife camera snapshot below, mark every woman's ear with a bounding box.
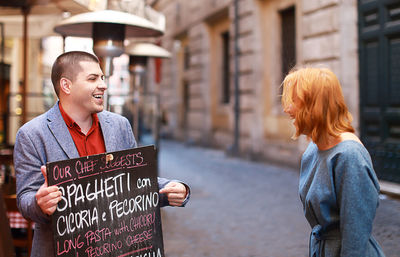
[59,77,71,95]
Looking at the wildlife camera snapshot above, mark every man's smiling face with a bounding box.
[69,61,107,115]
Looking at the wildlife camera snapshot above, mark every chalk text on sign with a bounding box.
[56,207,99,236]
[84,241,123,257]
[52,165,72,181]
[85,227,112,245]
[56,235,84,255]
[99,152,145,171]
[129,212,156,232]
[108,192,159,221]
[57,173,128,211]
[75,159,99,177]
[125,229,153,246]
[137,178,151,189]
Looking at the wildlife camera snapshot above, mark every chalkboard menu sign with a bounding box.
[46,146,164,257]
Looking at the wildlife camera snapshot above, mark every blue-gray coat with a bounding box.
[14,103,172,257]
[300,141,385,257]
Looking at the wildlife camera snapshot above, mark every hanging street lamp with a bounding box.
[126,42,171,59]
[125,42,170,159]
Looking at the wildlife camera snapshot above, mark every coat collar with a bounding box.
[46,102,116,157]
[97,111,117,153]
[46,102,80,159]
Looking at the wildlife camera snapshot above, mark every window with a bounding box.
[221,31,230,104]
[280,6,296,81]
[181,81,189,129]
[184,46,190,70]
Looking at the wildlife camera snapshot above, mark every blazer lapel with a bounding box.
[46,103,80,159]
[98,111,116,153]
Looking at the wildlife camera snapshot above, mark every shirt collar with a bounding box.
[59,102,99,129]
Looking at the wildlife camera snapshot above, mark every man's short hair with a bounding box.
[51,51,99,97]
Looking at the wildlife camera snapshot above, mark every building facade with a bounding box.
[151,0,400,183]
[1,0,398,183]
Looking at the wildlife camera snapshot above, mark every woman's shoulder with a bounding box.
[330,140,380,191]
[329,140,369,160]
[328,140,376,177]
[324,133,368,158]
[303,139,371,168]
[301,136,372,170]
[334,139,367,155]
[340,132,363,145]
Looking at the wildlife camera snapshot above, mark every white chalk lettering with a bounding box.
[57,173,127,210]
[108,192,159,220]
[134,248,162,257]
[137,178,151,189]
[56,207,98,236]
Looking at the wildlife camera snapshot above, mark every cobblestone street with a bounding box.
[158,140,400,257]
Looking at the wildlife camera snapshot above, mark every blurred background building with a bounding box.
[0,0,105,145]
[0,0,399,185]
[149,0,400,184]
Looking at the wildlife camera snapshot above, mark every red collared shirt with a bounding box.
[59,103,106,157]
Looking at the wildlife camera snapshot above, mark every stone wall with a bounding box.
[152,0,359,168]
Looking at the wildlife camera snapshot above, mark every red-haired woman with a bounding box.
[281,67,385,257]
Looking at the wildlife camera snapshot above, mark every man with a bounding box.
[14,51,189,257]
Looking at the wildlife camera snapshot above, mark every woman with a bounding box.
[281,67,385,257]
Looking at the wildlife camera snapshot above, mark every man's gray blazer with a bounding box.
[14,103,171,257]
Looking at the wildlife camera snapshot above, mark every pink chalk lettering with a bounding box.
[117,245,153,257]
[129,212,156,232]
[84,241,123,257]
[75,159,98,176]
[56,235,84,255]
[125,229,153,246]
[99,153,145,172]
[114,220,129,236]
[85,227,112,245]
[53,165,72,181]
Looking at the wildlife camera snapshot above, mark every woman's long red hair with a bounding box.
[281,67,354,145]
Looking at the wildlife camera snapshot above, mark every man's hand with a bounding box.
[35,166,62,215]
[159,181,188,207]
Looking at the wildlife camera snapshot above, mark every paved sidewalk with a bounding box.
[158,140,400,257]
